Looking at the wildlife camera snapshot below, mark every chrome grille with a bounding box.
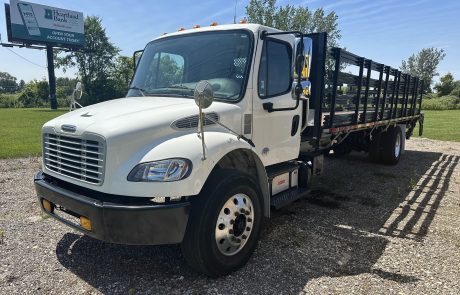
[172,113,219,130]
[43,133,105,185]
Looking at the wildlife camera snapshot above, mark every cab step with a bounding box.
[270,187,310,210]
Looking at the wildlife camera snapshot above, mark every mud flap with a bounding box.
[418,114,424,136]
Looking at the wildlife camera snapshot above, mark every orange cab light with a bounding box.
[210,21,218,26]
[239,19,248,24]
[178,27,185,31]
[193,25,201,28]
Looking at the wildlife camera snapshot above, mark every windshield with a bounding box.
[128,30,253,101]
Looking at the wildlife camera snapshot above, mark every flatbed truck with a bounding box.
[34,23,424,276]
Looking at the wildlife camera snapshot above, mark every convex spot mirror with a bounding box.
[74,82,83,101]
[194,80,214,109]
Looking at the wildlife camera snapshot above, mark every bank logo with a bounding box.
[44,9,52,20]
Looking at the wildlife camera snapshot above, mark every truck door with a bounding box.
[251,32,301,166]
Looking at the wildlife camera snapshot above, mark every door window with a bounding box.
[258,39,292,98]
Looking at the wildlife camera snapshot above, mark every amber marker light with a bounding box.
[193,25,201,28]
[239,19,248,24]
[178,27,185,31]
[42,199,53,213]
[210,21,218,26]
[80,216,92,231]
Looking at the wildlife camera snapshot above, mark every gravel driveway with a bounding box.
[1,138,459,294]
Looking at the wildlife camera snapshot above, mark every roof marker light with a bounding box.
[193,25,201,28]
[178,27,185,31]
[210,22,218,26]
[239,19,248,24]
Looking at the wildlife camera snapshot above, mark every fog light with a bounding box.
[80,216,92,231]
[42,199,53,213]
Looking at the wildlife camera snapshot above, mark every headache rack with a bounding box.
[304,32,424,148]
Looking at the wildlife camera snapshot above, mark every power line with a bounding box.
[3,47,47,69]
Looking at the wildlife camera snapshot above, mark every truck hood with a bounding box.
[44,96,242,138]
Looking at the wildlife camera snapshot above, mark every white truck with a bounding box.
[34,23,424,276]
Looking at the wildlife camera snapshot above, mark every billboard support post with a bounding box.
[46,44,57,109]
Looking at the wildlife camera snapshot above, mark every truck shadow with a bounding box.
[55,149,459,294]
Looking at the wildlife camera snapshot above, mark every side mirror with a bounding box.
[133,50,144,72]
[74,82,83,101]
[194,80,214,109]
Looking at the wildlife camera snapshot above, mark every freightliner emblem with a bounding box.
[61,124,77,133]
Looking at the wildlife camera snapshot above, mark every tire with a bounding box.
[369,132,382,163]
[381,125,403,165]
[181,169,263,277]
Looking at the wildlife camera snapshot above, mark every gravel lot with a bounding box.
[1,137,459,294]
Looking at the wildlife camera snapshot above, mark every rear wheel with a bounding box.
[381,125,403,165]
[181,169,263,277]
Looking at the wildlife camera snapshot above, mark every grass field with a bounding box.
[0,108,66,159]
[0,108,459,159]
[414,110,460,142]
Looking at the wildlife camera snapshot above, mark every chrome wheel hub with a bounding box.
[215,193,254,256]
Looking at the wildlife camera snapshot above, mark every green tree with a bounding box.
[18,79,25,91]
[18,80,48,107]
[434,73,455,96]
[55,16,120,104]
[0,72,18,93]
[112,55,134,96]
[400,48,446,92]
[450,81,460,98]
[245,0,341,48]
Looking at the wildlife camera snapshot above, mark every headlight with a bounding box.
[127,158,192,182]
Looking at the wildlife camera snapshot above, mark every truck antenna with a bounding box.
[233,0,238,24]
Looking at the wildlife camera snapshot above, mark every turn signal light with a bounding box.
[210,21,218,26]
[42,199,53,213]
[193,25,201,28]
[80,216,92,231]
[178,27,185,31]
[239,19,247,24]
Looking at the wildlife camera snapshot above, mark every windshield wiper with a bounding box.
[128,86,147,96]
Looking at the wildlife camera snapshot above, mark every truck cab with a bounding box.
[34,23,423,277]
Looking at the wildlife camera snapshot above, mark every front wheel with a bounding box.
[181,169,263,277]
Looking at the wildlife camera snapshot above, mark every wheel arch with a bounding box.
[209,148,270,217]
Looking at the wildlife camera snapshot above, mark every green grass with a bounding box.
[0,108,67,159]
[414,110,460,142]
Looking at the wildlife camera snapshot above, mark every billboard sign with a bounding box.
[7,0,84,48]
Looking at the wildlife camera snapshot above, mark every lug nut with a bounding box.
[242,234,247,239]
[245,210,250,215]
[240,208,245,213]
[246,227,251,231]
[234,212,240,217]
[229,229,233,234]
[247,218,252,222]
[230,219,235,224]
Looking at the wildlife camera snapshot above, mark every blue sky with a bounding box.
[1,0,459,84]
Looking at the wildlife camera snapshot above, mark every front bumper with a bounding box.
[34,170,190,245]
